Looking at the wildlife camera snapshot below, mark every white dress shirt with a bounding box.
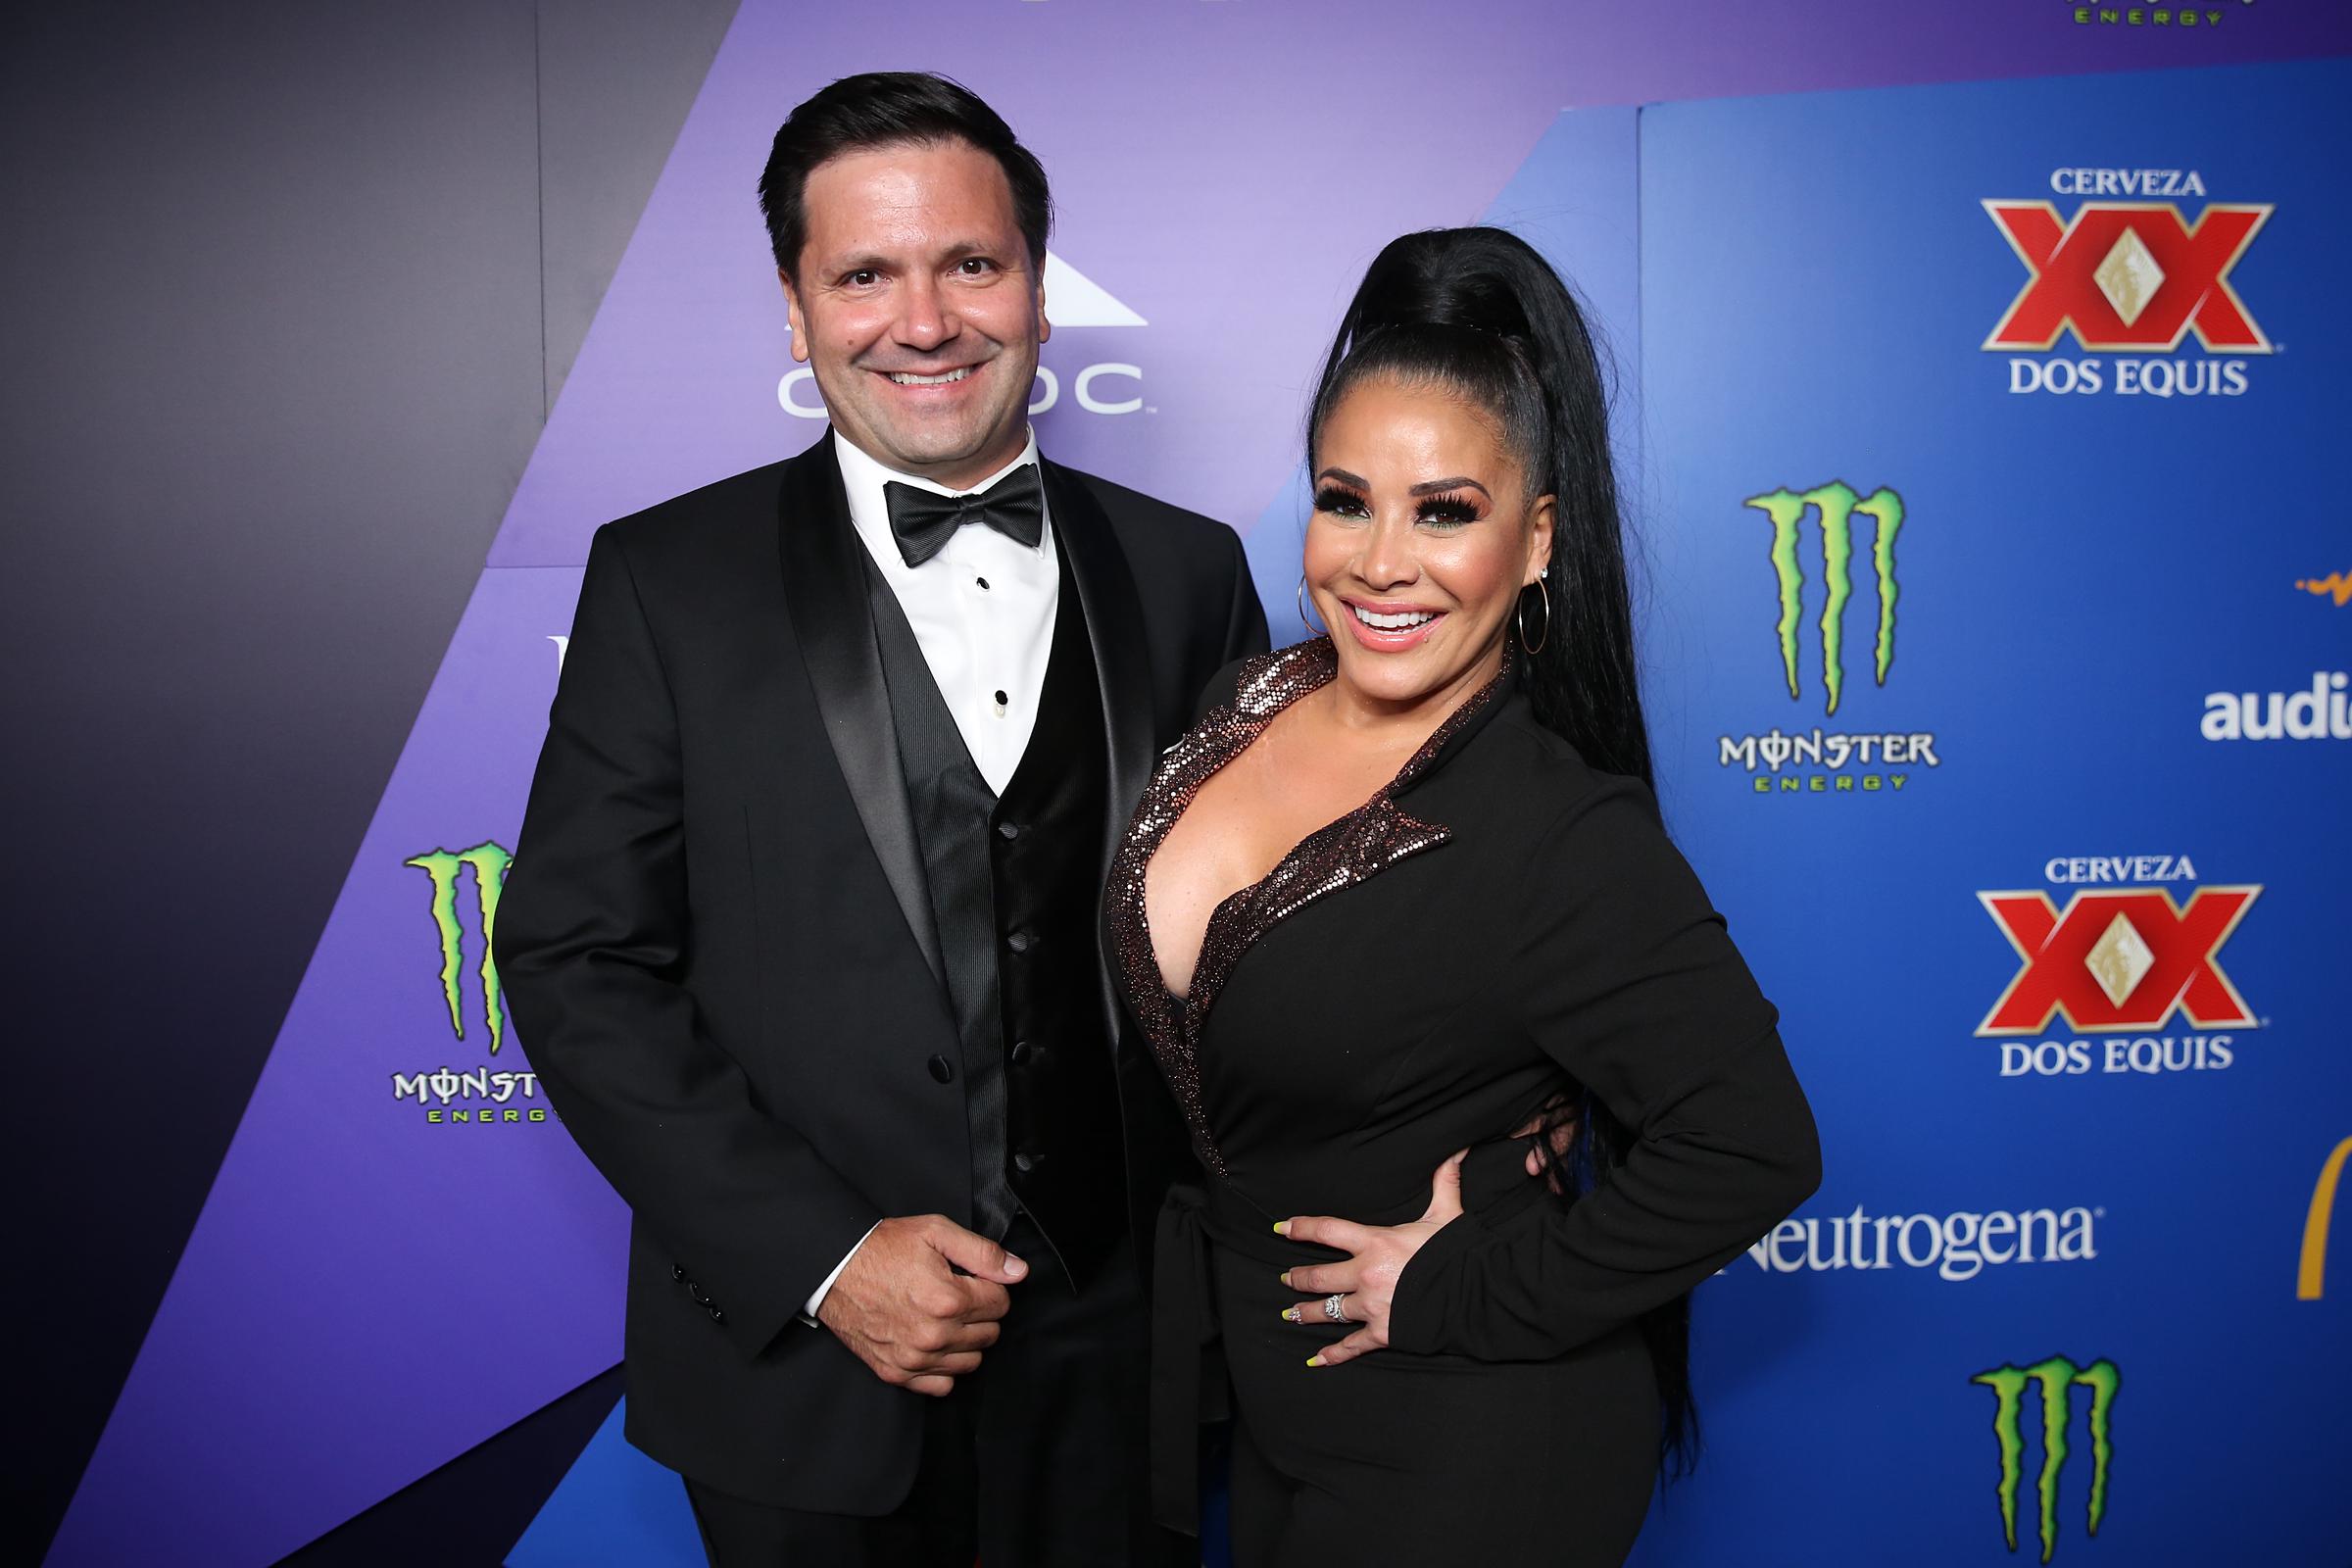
[834,427,1058,796]
[803,428,1058,1323]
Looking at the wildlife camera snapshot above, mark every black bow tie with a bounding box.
[882,465,1046,568]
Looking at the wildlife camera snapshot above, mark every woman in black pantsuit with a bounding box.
[1106,228,1821,1564]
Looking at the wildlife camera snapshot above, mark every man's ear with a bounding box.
[1527,494,1558,584]
[1036,270,1051,345]
[779,269,809,365]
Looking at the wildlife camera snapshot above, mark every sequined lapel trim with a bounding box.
[1106,638,1511,1177]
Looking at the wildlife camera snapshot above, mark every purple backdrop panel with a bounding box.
[47,567,619,1568]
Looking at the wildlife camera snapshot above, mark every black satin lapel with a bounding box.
[1042,461,1155,876]
[775,434,946,989]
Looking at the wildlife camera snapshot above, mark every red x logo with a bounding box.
[1983,201,2273,353]
[1976,886,2259,1036]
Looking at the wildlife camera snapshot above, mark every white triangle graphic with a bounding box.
[1044,251,1148,327]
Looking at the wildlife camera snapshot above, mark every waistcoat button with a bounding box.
[927,1055,956,1084]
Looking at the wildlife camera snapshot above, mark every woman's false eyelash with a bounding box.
[1414,492,1484,526]
[1310,486,1487,526]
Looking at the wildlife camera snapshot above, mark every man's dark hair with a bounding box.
[758,72,1052,283]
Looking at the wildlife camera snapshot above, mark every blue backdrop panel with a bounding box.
[508,1398,703,1568]
[1632,59,2351,1566]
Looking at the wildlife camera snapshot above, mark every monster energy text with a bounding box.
[1721,482,1936,795]
[391,1065,551,1124]
[1972,1356,2119,1564]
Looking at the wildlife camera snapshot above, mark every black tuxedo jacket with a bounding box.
[494,432,1269,1510]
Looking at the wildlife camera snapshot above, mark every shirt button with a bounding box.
[1005,930,1032,956]
[927,1055,956,1084]
[997,821,1019,842]
[975,575,990,591]
[992,689,1009,715]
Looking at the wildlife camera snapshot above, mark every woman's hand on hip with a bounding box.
[1275,1150,1465,1368]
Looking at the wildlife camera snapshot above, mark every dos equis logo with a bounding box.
[1977,854,2259,1080]
[1987,168,2271,397]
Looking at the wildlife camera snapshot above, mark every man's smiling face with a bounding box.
[782,138,1047,488]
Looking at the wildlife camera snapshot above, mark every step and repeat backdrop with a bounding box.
[46,3,2347,1564]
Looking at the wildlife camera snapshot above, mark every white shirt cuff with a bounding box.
[801,1222,883,1326]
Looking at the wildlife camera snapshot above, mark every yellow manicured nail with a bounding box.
[1305,1355,1323,1368]
[1279,1271,1292,1289]
[1280,1306,1296,1323]
[1273,1220,1290,1236]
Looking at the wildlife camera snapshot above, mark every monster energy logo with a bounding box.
[1742,482,1905,715]
[1973,1356,2119,1563]
[405,842,513,1055]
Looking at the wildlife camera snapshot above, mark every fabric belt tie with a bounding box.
[1149,1183,1231,1536]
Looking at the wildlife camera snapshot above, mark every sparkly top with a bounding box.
[1105,637,1514,1177]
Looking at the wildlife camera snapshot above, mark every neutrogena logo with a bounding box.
[778,251,1147,419]
[1972,1355,2120,1563]
[1745,1201,2096,1281]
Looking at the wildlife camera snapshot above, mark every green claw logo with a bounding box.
[1972,1356,2119,1563]
[405,842,514,1055]
[1741,482,1905,715]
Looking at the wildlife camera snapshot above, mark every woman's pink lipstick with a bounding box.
[1337,597,1446,653]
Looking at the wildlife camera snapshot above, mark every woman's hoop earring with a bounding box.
[1297,574,1327,636]
[1517,577,1551,654]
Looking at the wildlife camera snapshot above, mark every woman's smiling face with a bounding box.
[1304,373,1553,714]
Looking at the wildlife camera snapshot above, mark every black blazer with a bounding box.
[493,432,1268,1510]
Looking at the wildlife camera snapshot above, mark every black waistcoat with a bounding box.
[863,542,1122,1286]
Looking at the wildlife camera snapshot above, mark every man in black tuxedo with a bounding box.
[495,73,1267,1567]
